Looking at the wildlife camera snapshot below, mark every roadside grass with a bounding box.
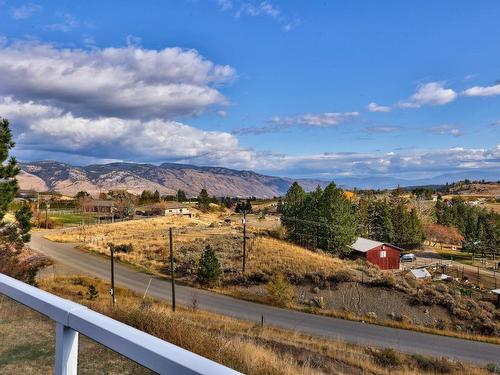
[433,248,474,266]
[37,276,490,375]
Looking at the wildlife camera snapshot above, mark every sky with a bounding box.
[0,0,499,180]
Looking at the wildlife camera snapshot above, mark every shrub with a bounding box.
[328,270,353,283]
[411,354,459,373]
[267,273,294,307]
[111,243,134,253]
[486,363,500,374]
[86,285,99,300]
[197,245,221,287]
[368,348,402,368]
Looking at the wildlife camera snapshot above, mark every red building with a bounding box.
[349,237,401,270]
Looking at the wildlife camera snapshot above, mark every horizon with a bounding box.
[1,1,499,180]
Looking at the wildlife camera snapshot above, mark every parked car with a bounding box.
[401,253,417,262]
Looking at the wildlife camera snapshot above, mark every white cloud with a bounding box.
[0,39,235,119]
[462,84,500,97]
[217,110,227,117]
[429,125,462,137]
[10,3,41,19]
[367,102,391,112]
[364,126,400,133]
[45,12,79,32]
[233,112,359,135]
[270,112,359,127]
[399,82,457,108]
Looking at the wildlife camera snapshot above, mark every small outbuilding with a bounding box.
[410,268,431,279]
[349,237,401,270]
[146,202,191,217]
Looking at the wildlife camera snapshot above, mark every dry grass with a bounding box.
[36,276,489,375]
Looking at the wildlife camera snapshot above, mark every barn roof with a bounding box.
[349,237,384,253]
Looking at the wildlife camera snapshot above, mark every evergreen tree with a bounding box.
[153,190,160,202]
[197,245,221,286]
[370,200,395,243]
[317,183,357,254]
[0,118,19,223]
[281,182,306,243]
[177,189,187,202]
[197,189,210,211]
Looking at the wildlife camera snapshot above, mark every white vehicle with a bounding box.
[401,253,417,262]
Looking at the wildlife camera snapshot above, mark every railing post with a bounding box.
[55,322,79,375]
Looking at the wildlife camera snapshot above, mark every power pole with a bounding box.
[110,244,115,306]
[169,228,176,312]
[242,210,247,273]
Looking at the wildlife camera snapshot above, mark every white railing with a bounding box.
[0,273,241,375]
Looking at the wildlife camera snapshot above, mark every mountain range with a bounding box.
[17,161,499,197]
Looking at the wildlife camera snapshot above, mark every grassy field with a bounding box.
[31,275,491,375]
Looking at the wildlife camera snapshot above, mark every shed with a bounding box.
[410,268,431,279]
[349,237,401,270]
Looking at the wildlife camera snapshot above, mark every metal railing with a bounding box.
[0,273,241,375]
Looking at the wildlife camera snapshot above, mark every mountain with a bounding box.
[18,161,328,198]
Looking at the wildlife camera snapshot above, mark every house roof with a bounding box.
[410,268,431,279]
[152,202,189,209]
[349,237,384,253]
[86,199,115,207]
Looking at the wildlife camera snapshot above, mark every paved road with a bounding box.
[29,233,500,365]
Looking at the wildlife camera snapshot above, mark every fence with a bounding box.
[0,273,241,375]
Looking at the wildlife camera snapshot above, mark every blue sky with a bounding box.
[0,0,499,179]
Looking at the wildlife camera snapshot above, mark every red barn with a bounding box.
[349,237,401,270]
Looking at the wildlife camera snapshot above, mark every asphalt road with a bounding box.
[29,233,500,365]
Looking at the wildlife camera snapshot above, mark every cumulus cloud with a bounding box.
[462,83,500,97]
[429,125,462,137]
[0,39,235,119]
[399,82,457,108]
[10,3,41,19]
[1,97,254,167]
[367,102,391,113]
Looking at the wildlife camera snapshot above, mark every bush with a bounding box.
[411,354,459,373]
[86,285,99,300]
[328,270,353,283]
[267,273,294,307]
[368,348,402,368]
[197,245,221,287]
[114,243,134,253]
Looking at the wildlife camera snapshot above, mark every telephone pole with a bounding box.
[242,210,247,273]
[110,244,115,306]
[169,228,176,312]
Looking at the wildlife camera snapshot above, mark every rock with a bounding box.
[366,311,377,320]
[312,286,320,294]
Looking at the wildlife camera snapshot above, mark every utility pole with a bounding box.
[169,228,176,312]
[45,203,50,229]
[242,210,247,273]
[110,244,115,306]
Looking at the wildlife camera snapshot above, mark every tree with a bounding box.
[0,118,49,284]
[197,245,221,286]
[153,190,160,203]
[281,182,306,243]
[177,189,187,202]
[317,183,357,254]
[370,200,395,243]
[75,191,90,200]
[197,188,210,212]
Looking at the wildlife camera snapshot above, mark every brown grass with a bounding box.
[37,276,489,375]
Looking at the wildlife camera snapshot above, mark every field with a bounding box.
[42,211,500,342]
[27,275,491,375]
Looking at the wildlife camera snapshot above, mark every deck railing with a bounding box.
[0,273,241,375]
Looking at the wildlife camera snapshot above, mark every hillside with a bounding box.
[18,161,327,198]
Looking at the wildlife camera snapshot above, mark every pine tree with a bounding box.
[281,182,306,243]
[317,183,357,254]
[197,245,221,286]
[197,189,210,212]
[177,189,187,202]
[0,118,19,223]
[371,200,394,243]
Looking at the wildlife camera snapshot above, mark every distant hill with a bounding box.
[18,161,329,198]
[17,161,499,197]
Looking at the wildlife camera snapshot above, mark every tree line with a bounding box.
[435,197,499,254]
[281,182,425,254]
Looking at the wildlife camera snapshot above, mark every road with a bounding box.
[29,233,500,365]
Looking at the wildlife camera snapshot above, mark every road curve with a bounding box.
[29,233,500,365]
